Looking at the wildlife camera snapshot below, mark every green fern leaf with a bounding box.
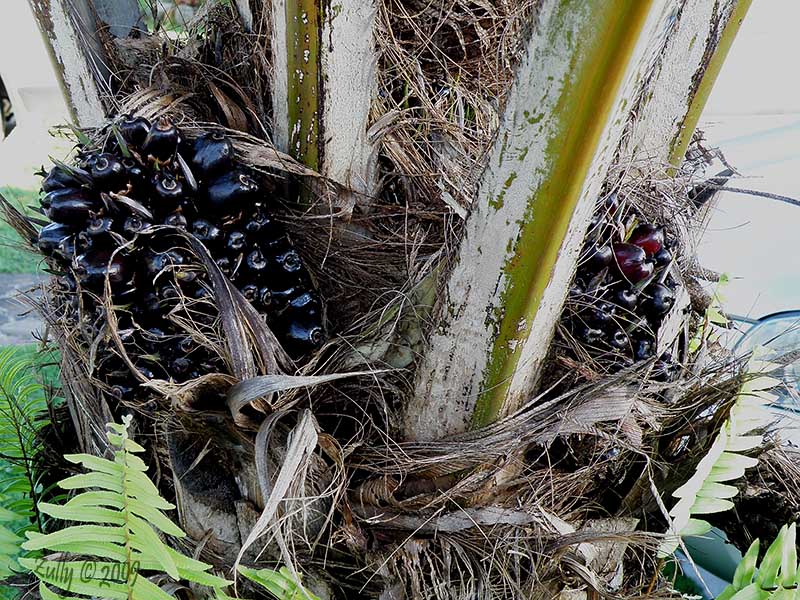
[21,415,232,598]
[659,351,777,557]
[238,565,321,600]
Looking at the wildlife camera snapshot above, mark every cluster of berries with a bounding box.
[36,115,324,400]
[567,194,680,380]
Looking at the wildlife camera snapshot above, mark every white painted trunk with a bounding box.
[405,0,746,441]
[270,0,379,198]
[28,0,107,127]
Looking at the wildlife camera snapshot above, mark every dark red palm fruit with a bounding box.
[653,247,672,267]
[581,244,613,273]
[226,231,247,253]
[190,219,223,245]
[203,170,259,216]
[37,222,73,255]
[122,215,151,236]
[142,118,181,161]
[90,153,126,190]
[643,282,675,318]
[283,320,325,355]
[612,287,638,312]
[628,224,664,256]
[45,189,98,225]
[118,115,151,148]
[612,243,654,284]
[152,173,184,203]
[41,164,88,192]
[190,132,234,177]
[74,250,130,288]
[245,249,268,274]
[241,284,259,303]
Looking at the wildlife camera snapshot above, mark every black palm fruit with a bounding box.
[643,283,675,318]
[143,118,180,161]
[37,222,73,255]
[191,132,234,177]
[44,189,98,225]
[36,116,324,403]
[41,164,89,192]
[90,153,126,190]
[118,115,150,148]
[203,170,259,216]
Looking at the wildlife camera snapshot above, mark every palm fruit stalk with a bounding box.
[36,116,324,402]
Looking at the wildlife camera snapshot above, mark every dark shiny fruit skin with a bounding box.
[246,249,268,274]
[143,118,180,161]
[45,189,98,225]
[609,329,629,350]
[164,210,187,229]
[613,288,638,312]
[644,283,675,318]
[576,324,604,345]
[41,165,86,192]
[203,170,259,216]
[283,320,324,355]
[628,224,664,256]
[274,250,303,277]
[122,158,146,188]
[123,216,151,236]
[588,302,614,328]
[75,250,130,288]
[37,223,73,255]
[191,132,233,177]
[86,217,113,236]
[226,231,247,252]
[191,219,223,245]
[90,153,126,190]
[118,115,150,148]
[241,284,259,302]
[152,173,184,203]
[582,244,613,273]
[612,243,654,284]
[653,247,672,267]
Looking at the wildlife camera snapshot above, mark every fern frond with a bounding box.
[20,415,232,599]
[0,347,51,580]
[659,351,778,557]
[716,524,799,600]
[237,566,321,600]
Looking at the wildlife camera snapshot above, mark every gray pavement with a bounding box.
[0,273,47,345]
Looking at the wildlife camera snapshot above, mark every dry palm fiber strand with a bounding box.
[0,1,769,599]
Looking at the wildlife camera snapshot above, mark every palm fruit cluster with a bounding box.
[36,115,324,400]
[566,193,680,380]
